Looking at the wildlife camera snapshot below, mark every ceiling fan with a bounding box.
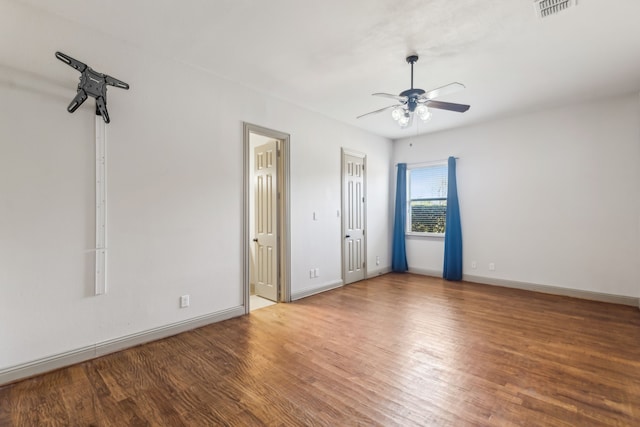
[358,55,470,128]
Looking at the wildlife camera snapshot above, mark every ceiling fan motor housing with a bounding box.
[399,88,425,112]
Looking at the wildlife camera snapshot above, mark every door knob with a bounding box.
[345,235,351,238]
[253,238,258,242]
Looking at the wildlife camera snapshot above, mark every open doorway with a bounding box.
[243,123,291,313]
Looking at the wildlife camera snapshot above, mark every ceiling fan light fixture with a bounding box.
[416,105,432,121]
[398,112,411,127]
[391,106,405,121]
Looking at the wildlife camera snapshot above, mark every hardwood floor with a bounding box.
[2,273,640,426]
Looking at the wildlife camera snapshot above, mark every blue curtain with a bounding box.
[443,156,463,281]
[392,163,408,272]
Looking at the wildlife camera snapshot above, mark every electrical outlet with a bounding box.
[310,269,314,279]
[314,268,320,277]
[489,263,495,271]
[471,261,477,269]
[180,294,190,308]
[376,256,380,266]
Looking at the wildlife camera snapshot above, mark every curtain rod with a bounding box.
[395,157,459,167]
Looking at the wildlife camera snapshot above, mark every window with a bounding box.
[407,164,448,235]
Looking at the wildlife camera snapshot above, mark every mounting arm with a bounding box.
[55,51,129,123]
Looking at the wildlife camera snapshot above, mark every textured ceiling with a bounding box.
[13,0,640,139]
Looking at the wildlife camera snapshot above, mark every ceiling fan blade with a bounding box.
[420,82,465,100]
[426,100,470,113]
[357,104,399,119]
[372,92,407,102]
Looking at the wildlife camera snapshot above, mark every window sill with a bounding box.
[406,232,445,238]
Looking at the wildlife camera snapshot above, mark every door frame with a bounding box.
[341,147,367,284]
[243,122,291,313]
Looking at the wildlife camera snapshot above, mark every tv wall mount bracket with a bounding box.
[55,51,129,123]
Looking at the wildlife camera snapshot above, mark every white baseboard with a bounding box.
[408,268,638,307]
[462,274,639,307]
[291,280,343,301]
[409,267,442,277]
[367,266,391,278]
[0,306,245,386]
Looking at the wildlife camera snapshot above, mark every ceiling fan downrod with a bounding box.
[401,55,423,112]
[406,55,419,89]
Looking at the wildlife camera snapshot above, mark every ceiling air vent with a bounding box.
[534,0,577,18]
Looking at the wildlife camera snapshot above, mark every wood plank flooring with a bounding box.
[1,273,640,426]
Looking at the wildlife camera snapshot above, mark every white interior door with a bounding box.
[342,151,366,285]
[254,140,278,301]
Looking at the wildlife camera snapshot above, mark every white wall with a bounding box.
[288,118,393,296]
[0,2,392,372]
[394,93,640,298]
